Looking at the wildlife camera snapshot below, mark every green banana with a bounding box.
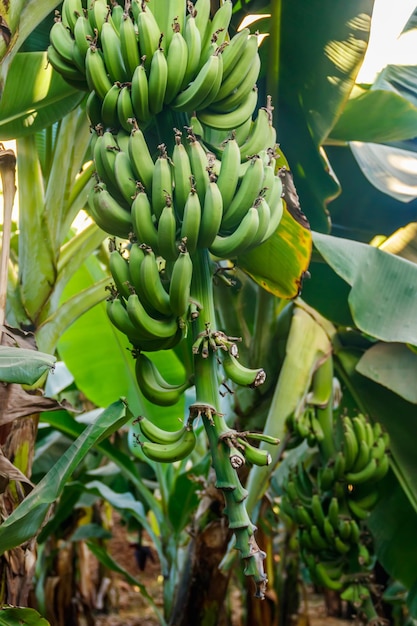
[193,0,211,44]
[128,125,155,191]
[101,20,129,83]
[126,292,178,340]
[106,296,146,343]
[88,0,109,35]
[85,44,113,100]
[171,49,222,112]
[116,84,135,132]
[131,60,152,125]
[314,561,344,591]
[135,352,189,406]
[200,0,232,62]
[111,3,124,33]
[209,206,260,259]
[152,145,173,220]
[317,464,335,492]
[211,50,261,117]
[236,438,272,467]
[310,525,328,550]
[139,247,172,316]
[180,187,201,255]
[62,0,83,32]
[342,419,359,471]
[109,246,131,299]
[185,131,210,205]
[345,458,378,484]
[182,5,202,88]
[198,178,223,248]
[221,155,265,230]
[131,185,160,251]
[101,82,121,129]
[222,352,266,388]
[47,44,88,87]
[213,34,259,105]
[86,91,103,127]
[172,132,193,219]
[88,183,133,239]
[113,148,138,205]
[141,426,197,462]
[136,1,162,72]
[311,494,325,528]
[119,12,140,77]
[239,106,277,160]
[352,415,369,448]
[197,87,258,131]
[350,439,371,473]
[134,415,187,445]
[261,176,284,241]
[327,497,340,529]
[216,136,241,213]
[168,246,193,318]
[50,19,77,65]
[74,13,94,56]
[221,28,251,78]
[157,199,179,262]
[164,20,188,104]
[94,131,128,207]
[148,41,168,115]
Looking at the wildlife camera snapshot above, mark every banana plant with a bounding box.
[2,0,417,625]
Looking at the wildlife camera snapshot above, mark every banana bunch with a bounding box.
[134,350,191,406]
[317,413,390,494]
[130,414,197,463]
[50,0,262,134]
[220,431,280,469]
[88,124,283,261]
[106,239,196,349]
[280,464,375,593]
[286,406,325,449]
[280,413,390,607]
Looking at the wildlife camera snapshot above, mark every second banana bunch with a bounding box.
[49,0,262,135]
[281,412,390,621]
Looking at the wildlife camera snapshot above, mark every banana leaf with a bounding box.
[0,399,129,554]
[0,52,83,139]
[313,231,417,344]
[0,346,55,385]
[0,607,50,626]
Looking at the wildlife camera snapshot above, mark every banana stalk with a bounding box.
[190,248,268,598]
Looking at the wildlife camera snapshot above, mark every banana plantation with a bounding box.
[1,0,417,624]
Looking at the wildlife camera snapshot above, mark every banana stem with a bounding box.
[190,249,268,598]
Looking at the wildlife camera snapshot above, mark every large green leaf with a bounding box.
[329,88,417,142]
[0,399,129,554]
[367,471,417,612]
[356,342,417,403]
[266,0,374,230]
[245,304,332,513]
[238,207,312,299]
[325,145,417,240]
[0,346,55,385]
[0,52,83,139]
[0,607,50,626]
[313,231,417,343]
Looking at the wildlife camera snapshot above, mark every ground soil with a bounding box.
[93,514,355,626]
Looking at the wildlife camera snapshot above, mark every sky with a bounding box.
[357,0,417,82]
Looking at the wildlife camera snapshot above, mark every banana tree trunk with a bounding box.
[0,415,38,606]
[168,481,233,626]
